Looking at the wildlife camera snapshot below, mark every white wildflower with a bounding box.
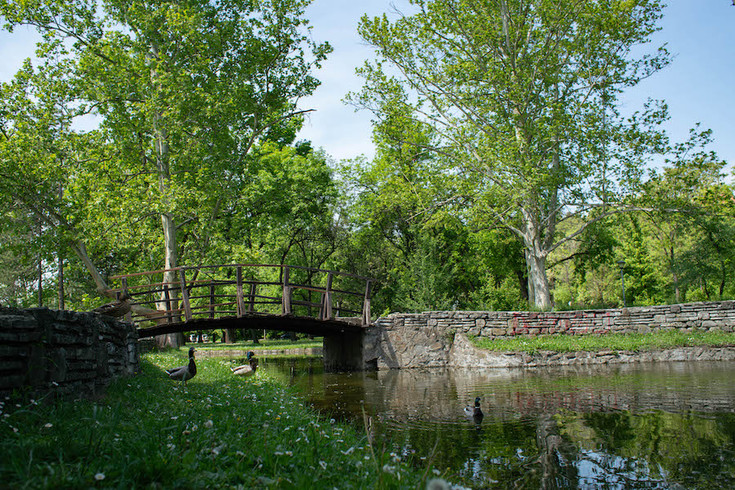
[94,473,106,481]
[319,461,327,470]
[204,419,214,429]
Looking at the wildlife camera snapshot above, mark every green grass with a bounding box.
[470,329,735,353]
[0,350,443,489]
[191,338,323,352]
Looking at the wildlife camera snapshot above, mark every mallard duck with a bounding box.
[166,347,197,385]
[464,397,484,420]
[231,351,258,377]
[93,292,131,318]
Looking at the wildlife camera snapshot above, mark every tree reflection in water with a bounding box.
[257,358,735,488]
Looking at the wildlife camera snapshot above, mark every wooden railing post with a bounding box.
[236,266,246,317]
[282,265,292,315]
[362,280,372,326]
[248,282,256,313]
[163,284,173,324]
[320,272,333,320]
[179,269,193,322]
[209,281,215,319]
[121,277,132,322]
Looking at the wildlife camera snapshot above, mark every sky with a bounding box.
[297,0,735,173]
[1,1,733,174]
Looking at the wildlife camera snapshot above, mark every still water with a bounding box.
[256,357,735,488]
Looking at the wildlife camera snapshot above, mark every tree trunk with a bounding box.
[155,211,183,349]
[670,245,680,303]
[521,211,552,310]
[720,261,726,299]
[37,255,43,307]
[37,219,43,307]
[58,256,64,310]
[153,77,183,348]
[70,240,109,293]
[56,186,65,310]
[157,254,183,348]
[526,251,551,310]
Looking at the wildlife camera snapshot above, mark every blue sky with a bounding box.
[298,0,735,176]
[2,1,733,175]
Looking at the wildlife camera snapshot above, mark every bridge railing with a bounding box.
[108,264,373,328]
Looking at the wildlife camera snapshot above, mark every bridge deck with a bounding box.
[108,264,372,336]
[136,313,364,338]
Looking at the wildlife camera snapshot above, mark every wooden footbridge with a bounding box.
[107,264,373,339]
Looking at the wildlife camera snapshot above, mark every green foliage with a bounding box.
[0,1,734,315]
[352,0,673,309]
[0,0,333,312]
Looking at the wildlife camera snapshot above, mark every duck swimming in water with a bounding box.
[464,396,484,421]
[231,351,258,378]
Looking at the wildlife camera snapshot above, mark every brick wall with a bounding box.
[0,307,139,398]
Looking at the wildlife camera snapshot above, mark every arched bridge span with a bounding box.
[107,264,373,340]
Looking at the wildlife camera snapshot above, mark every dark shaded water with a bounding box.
[255,358,735,488]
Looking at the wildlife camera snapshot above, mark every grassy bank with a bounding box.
[471,329,735,353]
[0,351,442,489]
[190,338,323,352]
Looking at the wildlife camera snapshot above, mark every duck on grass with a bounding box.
[231,351,258,378]
[165,347,197,385]
[0,349,452,488]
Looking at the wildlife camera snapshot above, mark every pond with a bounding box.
[253,357,735,488]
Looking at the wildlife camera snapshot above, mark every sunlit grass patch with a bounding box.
[471,330,735,353]
[0,349,437,489]
[191,338,323,351]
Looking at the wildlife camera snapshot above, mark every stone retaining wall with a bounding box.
[0,307,139,398]
[364,301,735,369]
[448,332,735,368]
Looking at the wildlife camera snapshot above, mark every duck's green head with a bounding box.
[246,351,255,360]
[474,397,481,406]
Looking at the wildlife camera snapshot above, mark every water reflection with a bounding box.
[255,358,735,488]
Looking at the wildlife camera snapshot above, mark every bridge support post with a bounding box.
[323,331,365,372]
